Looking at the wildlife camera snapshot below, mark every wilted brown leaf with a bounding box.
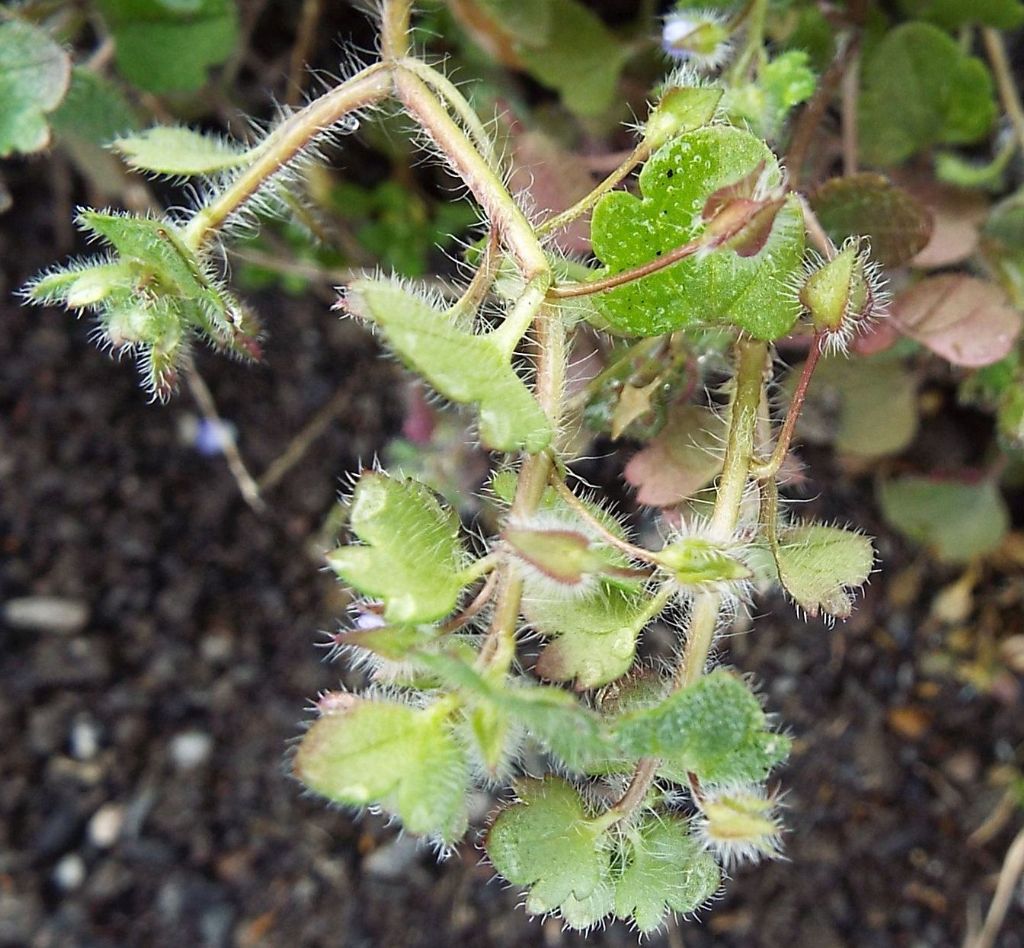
[810,172,933,267]
[892,274,1022,367]
[624,405,724,506]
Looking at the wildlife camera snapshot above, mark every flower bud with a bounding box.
[662,12,731,69]
[696,786,782,868]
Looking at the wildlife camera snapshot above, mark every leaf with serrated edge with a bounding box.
[347,279,551,452]
[590,126,805,340]
[486,777,607,918]
[613,817,721,933]
[114,126,252,176]
[0,21,71,158]
[328,472,468,623]
[617,670,790,786]
[774,523,874,619]
[294,697,468,842]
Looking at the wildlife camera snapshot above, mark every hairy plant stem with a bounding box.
[609,337,768,824]
[183,63,393,250]
[983,27,1024,160]
[751,333,824,480]
[536,142,650,238]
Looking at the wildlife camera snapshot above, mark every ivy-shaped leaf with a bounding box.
[486,777,610,924]
[113,126,253,176]
[345,278,551,452]
[97,0,239,93]
[0,20,71,158]
[294,696,468,842]
[487,780,721,932]
[773,523,874,619]
[723,50,816,141]
[616,670,790,786]
[590,126,805,340]
[328,471,468,624]
[613,817,721,933]
[810,173,934,268]
[858,23,996,167]
[878,476,1009,563]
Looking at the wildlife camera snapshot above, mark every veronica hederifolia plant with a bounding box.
[24,0,887,934]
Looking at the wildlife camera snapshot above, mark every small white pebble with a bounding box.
[169,731,213,770]
[71,718,100,761]
[88,803,124,848]
[53,853,86,891]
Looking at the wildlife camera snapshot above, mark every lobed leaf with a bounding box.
[486,777,609,922]
[613,817,721,933]
[858,23,996,167]
[898,0,1024,28]
[345,278,551,452]
[773,523,875,619]
[328,471,468,624]
[0,20,71,158]
[616,670,790,786]
[294,696,468,842]
[590,127,805,340]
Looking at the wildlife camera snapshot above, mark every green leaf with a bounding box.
[97,0,238,93]
[898,0,1024,29]
[616,670,790,785]
[723,51,816,141]
[294,696,468,842]
[346,278,551,452]
[773,523,874,619]
[981,193,1024,308]
[51,66,139,147]
[643,86,724,150]
[590,127,805,340]
[0,20,71,157]
[613,817,721,933]
[113,126,252,176]
[878,477,1009,563]
[327,472,467,624]
[858,23,996,167]
[810,173,933,268]
[801,356,919,458]
[515,0,630,117]
[486,777,610,922]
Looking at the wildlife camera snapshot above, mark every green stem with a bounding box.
[727,0,768,84]
[394,67,549,279]
[607,337,767,824]
[536,142,650,238]
[983,27,1024,160]
[381,0,413,60]
[183,63,393,250]
[400,58,498,166]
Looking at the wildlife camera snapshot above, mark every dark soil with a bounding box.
[3,9,1024,948]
